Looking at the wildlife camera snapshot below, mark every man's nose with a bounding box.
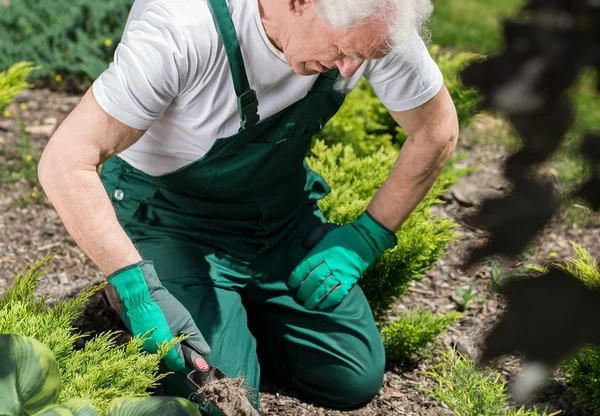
[335,57,363,77]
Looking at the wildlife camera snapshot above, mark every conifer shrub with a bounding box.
[381,309,462,361]
[0,254,184,414]
[552,244,600,413]
[424,349,561,416]
[0,61,38,111]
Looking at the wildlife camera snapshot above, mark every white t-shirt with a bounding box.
[93,0,444,176]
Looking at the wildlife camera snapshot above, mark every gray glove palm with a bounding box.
[107,260,210,371]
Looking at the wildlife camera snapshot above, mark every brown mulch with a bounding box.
[1,88,599,416]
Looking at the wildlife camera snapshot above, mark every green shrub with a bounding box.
[424,349,561,416]
[381,309,461,361]
[307,140,469,316]
[552,243,600,412]
[0,61,38,111]
[0,0,133,86]
[0,254,183,414]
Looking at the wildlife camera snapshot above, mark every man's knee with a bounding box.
[329,351,385,409]
[294,343,386,409]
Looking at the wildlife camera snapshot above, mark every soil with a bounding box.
[199,378,260,416]
[1,89,599,416]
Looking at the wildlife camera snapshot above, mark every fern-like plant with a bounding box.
[0,253,183,414]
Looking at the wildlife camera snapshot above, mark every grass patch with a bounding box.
[430,0,525,54]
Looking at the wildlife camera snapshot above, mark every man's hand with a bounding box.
[108,260,210,371]
[288,212,396,310]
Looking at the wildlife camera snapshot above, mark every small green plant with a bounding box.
[307,140,469,316]
[0,61,38,111]
[490,263,504,286]
[0,254,189,414]
[381,309,461,361]
[314,77,396,158]
[454,284,477,311]
[1,118,40,183]
[423,349,561,416]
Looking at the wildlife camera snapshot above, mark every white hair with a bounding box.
[315,0,434,59]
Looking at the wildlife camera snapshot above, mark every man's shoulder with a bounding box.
[128,0,215,32]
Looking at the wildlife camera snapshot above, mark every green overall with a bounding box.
[99,0,385,410]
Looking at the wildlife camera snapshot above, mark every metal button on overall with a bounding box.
[113,189,124,201]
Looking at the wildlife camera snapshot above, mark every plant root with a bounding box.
[197,376,259,416]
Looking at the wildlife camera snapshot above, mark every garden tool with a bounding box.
[181,341,227,389]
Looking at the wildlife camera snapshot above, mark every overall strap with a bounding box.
[207,0,259,130]
[311,68,340,94]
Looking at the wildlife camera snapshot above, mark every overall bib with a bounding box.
[99,0,385,410]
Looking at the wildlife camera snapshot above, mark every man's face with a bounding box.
[279,4,392,77]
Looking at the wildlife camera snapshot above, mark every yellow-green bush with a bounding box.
[381,309,462,361]
[424,349,561,416]
[553,244,600,412]
[0,61,38,111]
[0,254,181,413]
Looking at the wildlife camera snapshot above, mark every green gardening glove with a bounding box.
[288,211,397,310]
[107,260,210,371]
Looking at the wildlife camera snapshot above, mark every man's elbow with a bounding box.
[433,118,459,162]
[38,144,58,195]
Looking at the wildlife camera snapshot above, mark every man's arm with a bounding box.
[38,87,146,276]
[367,82,459,232]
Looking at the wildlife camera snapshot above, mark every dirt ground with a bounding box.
[1,88,599,415]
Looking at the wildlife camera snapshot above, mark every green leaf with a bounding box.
[64,399,100,416]
[0,333,62,415]
[107,397,201,416]
[32,404,74,415]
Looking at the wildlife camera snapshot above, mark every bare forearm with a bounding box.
[38,160,142,276]
[367,132,457,232]
[38,88,145,277]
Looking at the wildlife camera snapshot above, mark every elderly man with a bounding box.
[38,0,458,411]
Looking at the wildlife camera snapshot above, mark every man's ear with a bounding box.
[289,0,312,16]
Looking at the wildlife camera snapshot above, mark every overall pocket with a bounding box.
[100,157,160,228]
